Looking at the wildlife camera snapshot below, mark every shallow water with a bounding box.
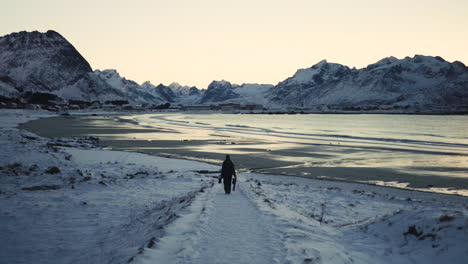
[22,113,468,195]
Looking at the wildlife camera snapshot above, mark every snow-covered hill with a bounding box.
[270,56,468,111]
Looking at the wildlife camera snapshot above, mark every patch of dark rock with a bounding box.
[22,135,37,140]
[394,209,403,215]
[263,198,276,209]
[29,164,38,171]
[164,213,177,225]
[404,225,422,237]
[87,136,99,141]
[303,257,319,263]
[418,233,437,241]
[147,237,156,248]
[193,170,219,174]
[45,166,60,174]
[45,143,60,152]
[98,181,107,186]
[22,185,60,191]
[81,176,92,182]
[7,162,22,169]
[439,215,455,222]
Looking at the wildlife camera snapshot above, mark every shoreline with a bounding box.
[18,111,468,197]
[123,148,468,198]
[7,109,465,198]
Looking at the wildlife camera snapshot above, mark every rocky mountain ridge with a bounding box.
[269,56,468,111]
[0,30,467,112]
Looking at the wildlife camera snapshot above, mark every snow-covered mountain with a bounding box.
[199,80,239,103]
[199,80,273,105]
[0,30,179,105]
[167,82,204,105]
[169,82,200,96]
[270,56,468,111]
[93,69,175,105]
[1,30,467,111]
[0,30,91,97]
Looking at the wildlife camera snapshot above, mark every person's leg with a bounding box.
[225,176,232,194]
[223,177,230,194]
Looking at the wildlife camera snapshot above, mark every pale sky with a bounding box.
[1,0,467,88]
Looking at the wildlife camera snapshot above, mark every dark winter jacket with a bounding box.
[221,159,236,178]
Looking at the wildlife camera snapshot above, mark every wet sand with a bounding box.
[20,114,468,195]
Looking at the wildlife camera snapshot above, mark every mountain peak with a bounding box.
[316,59,328,66]
[45,30,63,38]
[0,30,93,96]
[374,56,398,65]
[270,55,468,110]
[141,81,153,86]
[309,59,329,69]
[169,82,182,88]
[207,80,233,90]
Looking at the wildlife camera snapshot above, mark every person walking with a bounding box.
[220,155,237,194]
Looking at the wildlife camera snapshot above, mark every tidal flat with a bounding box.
[21,113,468,196]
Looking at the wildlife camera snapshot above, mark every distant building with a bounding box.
[69,105,81,110]
[89,102,101,109]
[25,104,41,110]
[102,104,117,111]
[219,103,241,110]
[180,105,212,111]
[243,104,263,110]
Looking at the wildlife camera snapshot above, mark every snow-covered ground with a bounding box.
[0,110,467,264]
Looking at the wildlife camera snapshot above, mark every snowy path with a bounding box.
[191,185,281,264]
[136,179,284,264]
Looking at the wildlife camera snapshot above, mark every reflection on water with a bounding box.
[116,113,468,195]
[123,113,468,160]
[22,113,468,196]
